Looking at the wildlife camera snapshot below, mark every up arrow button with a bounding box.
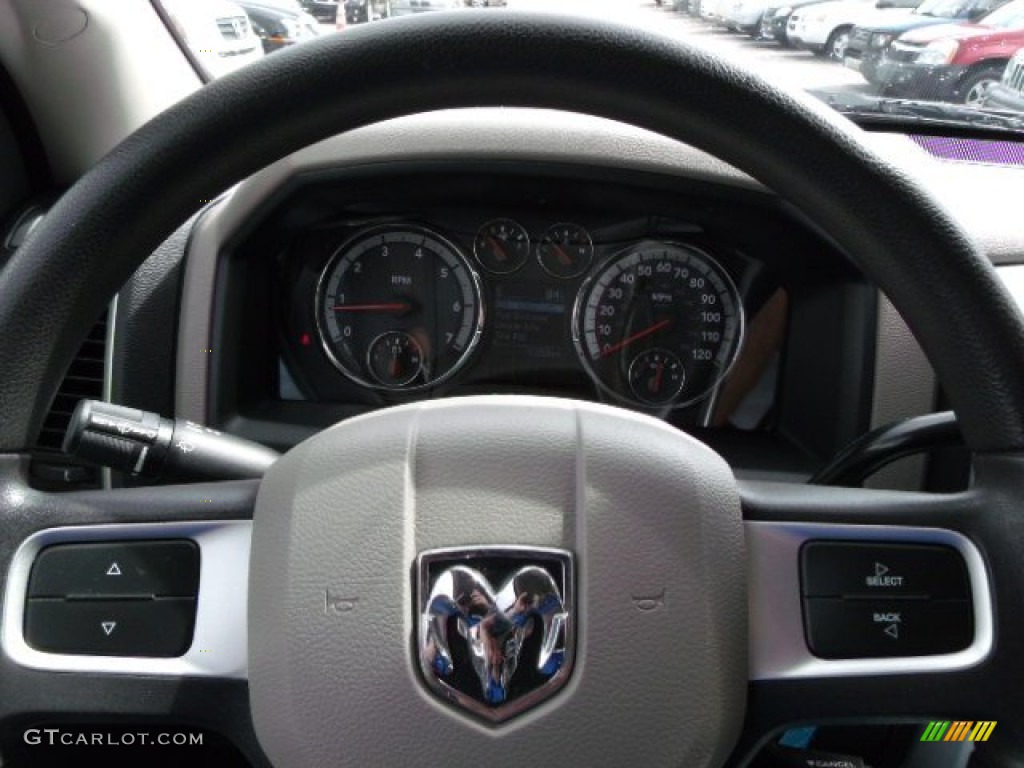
[27,541,200,599]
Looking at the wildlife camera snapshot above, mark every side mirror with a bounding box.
[966,7,987,19]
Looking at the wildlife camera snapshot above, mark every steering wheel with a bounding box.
[2,11,1023,767]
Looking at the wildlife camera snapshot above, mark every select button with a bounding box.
[804,599,973,659]
[801,542,970,599]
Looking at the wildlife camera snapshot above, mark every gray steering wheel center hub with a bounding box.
[249,396,745,767]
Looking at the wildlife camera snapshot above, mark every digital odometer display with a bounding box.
[316,226,483,391]
[574,242,743,408]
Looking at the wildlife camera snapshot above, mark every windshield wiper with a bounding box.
[811,91,1024,134]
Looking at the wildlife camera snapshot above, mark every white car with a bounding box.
[723,0,778,32]
[700,0,733,22]
[161,0,264,77]
[787,0,921,58]
[983,46,1024,110]
[390,0,462,15]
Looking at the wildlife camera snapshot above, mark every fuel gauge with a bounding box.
[537,222,593,279]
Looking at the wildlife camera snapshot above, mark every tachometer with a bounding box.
[573,242,743,408]
[316,226,483,391]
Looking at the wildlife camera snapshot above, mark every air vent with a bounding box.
[4,205,111,489]
[34,310,108,453]
[30,309,109,490]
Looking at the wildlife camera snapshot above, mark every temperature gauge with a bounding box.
[537,222,593,279]
[628,348,686,405]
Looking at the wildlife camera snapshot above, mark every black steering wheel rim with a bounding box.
[2,10,1024,766]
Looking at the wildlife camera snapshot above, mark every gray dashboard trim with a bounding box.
[747,521,993,680]
[866,297,934,491]
[176,198,232,423]
[997,264,1024,312]
[2,520,251,678]
[101,294,117,490]
[864,265,1024,491]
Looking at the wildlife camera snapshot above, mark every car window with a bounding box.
[914,0,968,16]
[154,0,1024,138]
[981,0,1024,23]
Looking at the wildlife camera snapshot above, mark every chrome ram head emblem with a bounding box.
[417,547,574,722]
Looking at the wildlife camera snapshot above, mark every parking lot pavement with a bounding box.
[504,0,874,99]
[342,0,873,101]
[652,10,873,96]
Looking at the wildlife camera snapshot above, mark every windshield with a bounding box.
[979,0,1024,24]
[156,0,1024,131]
[914,0,971,16]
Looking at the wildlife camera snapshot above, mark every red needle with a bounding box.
[552,243,573,267]
[332,303,410,312]
[651,362,664,393]
[599,319,671,359]
[486,235,508,262]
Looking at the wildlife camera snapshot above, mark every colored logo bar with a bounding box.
[921,721,997,742]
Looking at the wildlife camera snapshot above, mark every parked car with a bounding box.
[759,0,835,44]
[297,0,340,22]
[845,0,1010,82]
[787,0,923,59]
[160,0,264,77]
[344,0,392,23]
[391,0,461,14]
[238,0,322,53]
[723,0,777,33]
[700,0,733,22]
[982,45,1024,106]
[877,0,1024,103]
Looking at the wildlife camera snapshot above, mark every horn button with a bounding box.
[249,396,746,767]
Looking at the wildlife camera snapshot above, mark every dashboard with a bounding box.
[21,113,1016,499]
[281,209,755,419]
[177,145,878,480]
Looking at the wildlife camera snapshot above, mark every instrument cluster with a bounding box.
[294,215,746,412]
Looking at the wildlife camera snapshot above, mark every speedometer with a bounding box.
[573,242,743,408]
[315,226,483,391]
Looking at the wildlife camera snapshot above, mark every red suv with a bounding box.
[875,0,1024,103]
